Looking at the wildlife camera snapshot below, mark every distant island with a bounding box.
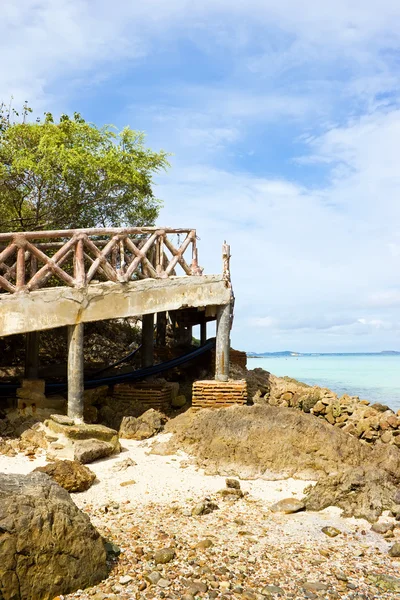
[247,350,400,357]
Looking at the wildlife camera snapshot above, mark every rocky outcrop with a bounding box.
[0,472,107,600]
[34,460,96,492]
[245,367,400,447]
[164,405,372,480]
[163,404,400,520]
[44,415,120,464]
[303,466,400,522]
[119,408,167,440]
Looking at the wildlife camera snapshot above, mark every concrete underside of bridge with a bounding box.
[0,274,230,337]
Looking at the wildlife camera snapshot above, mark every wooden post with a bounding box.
[215,303,230,381]
[200,321,207,345]
[141,313,154,368]
[156,311,167,347]
[25,331,40,379]
[67,323,84,421]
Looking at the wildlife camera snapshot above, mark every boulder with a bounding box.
[34,460,96,492]
[119,409,167,440]
[164,405,371,480]
[303,466,399,522]
[74,439,116,464]
[0,472,107,600]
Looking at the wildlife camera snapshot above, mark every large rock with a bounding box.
[164,405,371,479]
[119,409,167,440]
[44,416,120,464]
[34,460,96,492]
[0,472,107,600]
[74,439,116,464]
[303,466,400,522]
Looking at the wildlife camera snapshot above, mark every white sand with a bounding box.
[1,432,392,551]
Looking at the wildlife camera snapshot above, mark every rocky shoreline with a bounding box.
[1,366,400,599]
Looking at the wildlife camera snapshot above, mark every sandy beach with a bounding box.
[3,433,399,599]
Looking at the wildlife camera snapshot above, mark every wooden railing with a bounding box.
[0,227,203,294]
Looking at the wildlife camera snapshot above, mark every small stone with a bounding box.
[270,498,305,514]
[220,581,231,591]
[119,575,133,585]
[261,585,285,596]
[191,500,219,516]
[144,571,161,585]
[321,526,341,537]
[120,479,136,487]
[334,571,348,582]
[104,541,121,556]
[303,582,329,592]
[138,581,147,591]
[226,478,241,489]
[181,595,195,600]
[187,580,208,594]
[196,538,214,549]
[371,521,395,534]
[157,578,171,588]
[154,547,175,564]
[388,542,400,557]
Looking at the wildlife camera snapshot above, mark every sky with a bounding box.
[2,0,400,352]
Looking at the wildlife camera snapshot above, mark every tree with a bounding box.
[0,103,169,232]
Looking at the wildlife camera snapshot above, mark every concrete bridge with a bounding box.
[0,227,233,420]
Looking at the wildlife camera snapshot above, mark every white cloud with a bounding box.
[2,0,400,352]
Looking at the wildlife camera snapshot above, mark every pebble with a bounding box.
[226,478,241,489]
[388,542,400,557]
[321,526,341,537]
[269,498,305,514]
[154,547,176,564]
[261,584,285,595]
[118,575,132,585]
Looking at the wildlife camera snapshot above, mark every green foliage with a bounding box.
[0,102,169,231]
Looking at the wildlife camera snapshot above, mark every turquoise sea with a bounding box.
[247,355,400,413]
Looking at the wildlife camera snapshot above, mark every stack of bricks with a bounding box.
[210,348,247,373]
[17,379,47,415]
[112,382,175,412]
[192,379,247,409]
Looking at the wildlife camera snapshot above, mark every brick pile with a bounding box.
[210,348,247,373]
[192,379,247,409]
[112,382,175,412]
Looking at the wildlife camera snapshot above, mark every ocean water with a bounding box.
[247,355,400,413]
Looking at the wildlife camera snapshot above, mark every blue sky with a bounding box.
[2,0,400,352]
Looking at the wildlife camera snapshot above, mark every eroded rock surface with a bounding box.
[164,405,371,480]
[34,459,96,492]
[303,466,400,522]
[0,472,107,600]
[119,408,167,440]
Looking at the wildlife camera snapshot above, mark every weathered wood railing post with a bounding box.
[141,313,154,368]
[67,323,84,422]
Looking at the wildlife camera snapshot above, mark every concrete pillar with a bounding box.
[67,322,84,421]
[25,331,40,379]
[215,303,231,381]
[141,313,154,368]
[200,321,207,345]
[156,311,167,347]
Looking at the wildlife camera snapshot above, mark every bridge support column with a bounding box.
[156,311,167,347]
[200,321,207,345]
[25,331,40,379]
[215,303,231,381]
[67,322,84,422]
[142,313,154,368]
